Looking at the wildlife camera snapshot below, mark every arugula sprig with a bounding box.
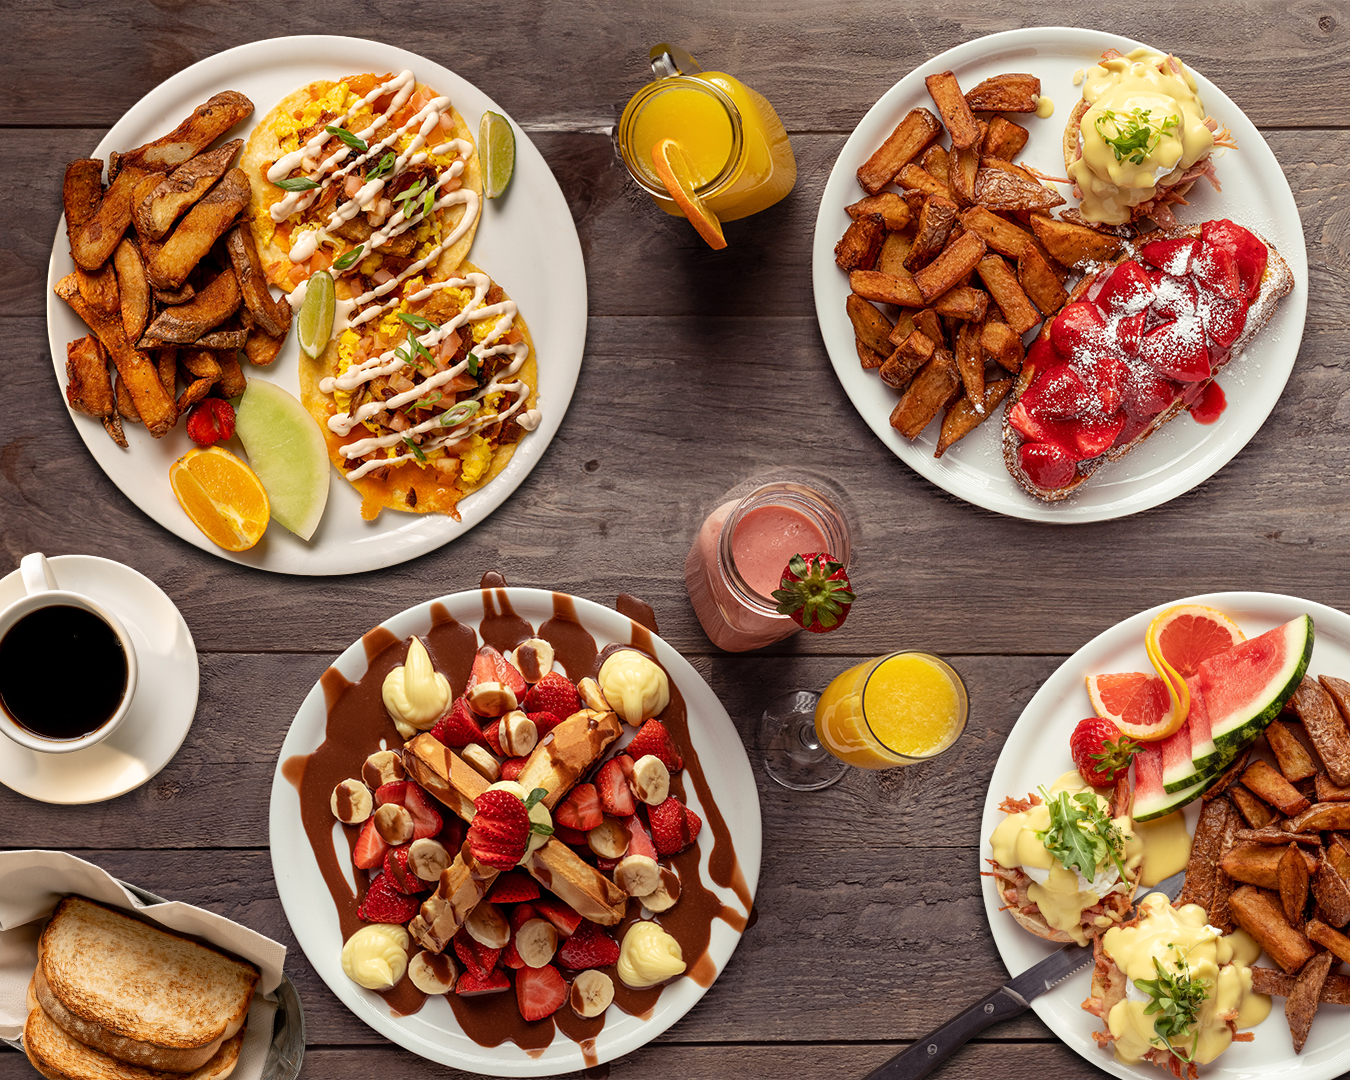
[1134,952,1207,1064]
[1035,788,1128,879]
[1093,107,1180,165]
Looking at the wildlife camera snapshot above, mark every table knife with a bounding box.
[861,869,1186,1080]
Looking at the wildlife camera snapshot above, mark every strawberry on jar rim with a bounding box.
[772,552,855,633]
[1069,717,1140,788]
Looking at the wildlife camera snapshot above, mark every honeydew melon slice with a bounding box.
[234,380,331,541]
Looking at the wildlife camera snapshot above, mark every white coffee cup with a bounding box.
[0,553,139,753]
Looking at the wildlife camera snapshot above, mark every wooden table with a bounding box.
[4,2,1349,1077]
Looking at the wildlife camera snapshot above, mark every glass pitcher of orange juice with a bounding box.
[617,45,796,238]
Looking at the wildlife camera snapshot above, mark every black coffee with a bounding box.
[0,605,127,740]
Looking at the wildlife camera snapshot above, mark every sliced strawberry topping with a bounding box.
[1193,238,1241,300]
[454,927,502,977]
[515,964,567,1021]
[375,780,408,806]
[1018,442,1078,491]
[1114,312,1146,357]
[1122,366,1179,420]
[468,789,532,870]
[1139,319,1211,382]
[1202,295,1248,349]
[402,784,444,840]
[1071,413,1127,458]
[483,719,504,757]
[382,846,423,894]
[648,795,702,856]
[551,822,589,846]
[508,902,540,931]
[557,921,621,969]
[624,719,684,772]
[1139,236,1199,276]
[1201,219,1266,301]
[556,782,604,831]
[456,967,510,995]
[352,818,390,869]
[467,645,528,698]
[622,814,660,861]
[487,870,541,904]
[533,895,584,937]
[429,697,488,749]
[523,672,581,720]
[357,873,420,923]
[1021,363,1091,421]
[1090,259,1152,317]
[1007,400,1075,452]
[500,757,527,782]
[526,710,564,738]
[1050,301,1106,360]
[596,758,637,816]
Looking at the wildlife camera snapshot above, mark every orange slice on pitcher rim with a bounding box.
[169,446,270,551]
[1085,671,1181,740]
[650,138,727,251]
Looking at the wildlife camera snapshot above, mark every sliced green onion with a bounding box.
[411,391,443,410]
[398,312,439,331]
[273,176,319,192]
[325,125,368,153]
[466,352,480,377]
[439,400,481,427]
[332,247,364,271]
[366,152,396,181]
[423,188,435,219]
[404,437,427,462]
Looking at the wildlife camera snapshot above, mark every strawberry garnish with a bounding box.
[555,783,604,831]
[429,697,488,749]
[454,927,502,977]
[456,967,510,995]
[532,896,583,937]
[185,397,235,446]
[352,818,390,869]
[357,873,420,924]
[527,710,563,738]
[523,672,581,720]
[467,645,527,697]
[772,552,855,633]
[483,719,504,757]
[487,870,541,904]
[500,757,527,781]
[557,921,620,969]
[552,822,589,846]
[1069,717,1141,788]
[402,783,443,840]
[515,964,567,1021]
[468,789,532,869]
[382,846,422,894]
[648,796,702,856]
[595,758,636,816]
[624,719,683,771]
[622,814,659,861]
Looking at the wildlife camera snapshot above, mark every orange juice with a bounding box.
[619,72,797,222]
[815,652,967,769]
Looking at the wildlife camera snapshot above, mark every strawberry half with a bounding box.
[467,645,527,697]
[487,870,541,904]
[402,784,444,840]
[456,967,510,995]
[500,757,528,781]
[382,846,422,894]
[625,719,683,772]
[357,873,420,924]
[622,814,659,861]
[454,927,502,977]
[468,789,532,870]
[185,398,236,446]
[532,896,583,937]
[1069,717,1140,788]
[595,759,636,817]
[352,818,390,870]
[430,697,489,749]
[515,964,567,1021]
[648,796,702,856]
[772,552,855,634]
[527,710,564,738]
[523,672,581,720]
[555,783,604,831]
[557,921,621,969]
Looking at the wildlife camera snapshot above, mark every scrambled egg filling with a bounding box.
[460,436,493,484]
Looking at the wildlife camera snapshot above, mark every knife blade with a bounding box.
[860,870,1186,1080]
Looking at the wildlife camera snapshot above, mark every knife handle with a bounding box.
[861,986,1030,1080]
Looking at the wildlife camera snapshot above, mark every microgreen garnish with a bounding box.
[325,125,368,153]
[466,351,480,377]
[332,246,364,271]
[403,437,426,463]
[439,400,480,427]
[1094,108,1179,165]
[411,391,443,410]
[397,312,439,332]
[1134,953,1206,1063]
[524,788,548,810]
[1035,788,1128,879]
[273,176,319,192]
[366,152,397,181]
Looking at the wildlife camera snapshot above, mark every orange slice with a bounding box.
[649,138,727,251]
[1085,671,1180,739]
[169,446,270,551]
[1142,604,1247,738]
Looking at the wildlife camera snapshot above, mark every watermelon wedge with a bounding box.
[1133,740,1224,821]
[1197,615,1314,754]
[1186,678,1224,773]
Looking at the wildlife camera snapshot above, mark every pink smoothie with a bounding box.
[730,504,829,597]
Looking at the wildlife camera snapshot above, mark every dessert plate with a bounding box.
[980,591,1350,1080]
[0,555,198,804]
[268,587,761,1076]
[46,36,586,575]
[812,27,1308,522]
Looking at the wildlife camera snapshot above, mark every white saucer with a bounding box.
[0,555,199,803]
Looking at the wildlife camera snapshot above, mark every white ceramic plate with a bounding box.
[267,588,761,1076]
[980,591,1350,1079]
[812,27,1309,522]
[47,36,587,575]
[0,555,198,803]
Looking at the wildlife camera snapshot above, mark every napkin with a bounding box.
[0,850,288,1080]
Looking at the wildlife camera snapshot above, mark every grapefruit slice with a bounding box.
[1085,671,1182,740]
[650,138,727,251]
[1197,615,1314,752]
[1143,604,1247,737]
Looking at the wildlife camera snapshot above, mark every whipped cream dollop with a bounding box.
[616,921,685,988]
[598,651,670,726]
[382,637,451,739]
[341,923,410,989]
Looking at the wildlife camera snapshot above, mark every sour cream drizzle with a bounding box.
[320,272,541,481]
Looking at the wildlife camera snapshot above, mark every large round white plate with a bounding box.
[980,591,1350,1079]
[47,36,587,575]
[812,28,1309,522]
[0,555,199,803]
[268,588,761,1076]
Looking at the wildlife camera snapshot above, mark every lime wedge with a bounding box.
[479,111,516,199]
[234,381,330,541]
[298,270,335,359]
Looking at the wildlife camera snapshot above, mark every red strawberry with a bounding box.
[532,896,583,937]
[528,711,563,738]
[501,940,526,969]
[456,967,510,995]
[509,902,540,931]
[382,846,422,894]
[555,783,604,831]
[557,921,620,969]
[552,822,589,846]
[523,672,581,720]
[375,780,408,806]
[430,697,488,749]
[468,789,531,870]
[467,645,527,697]
[1018,442,1078,491]
[624,719,683,772]
[1139,319,1211,383]
[403,784,444,840]
[515,964,567,1021]
[185,397,236,446]
[1050,300,1106,360]
[1203,219,1267,302]
[1193,237,1242,300]
[1069,717,1140,788]
[352,818,390,869]
[595,759,636,817]
[622,815,659,861]
[482,719,504,756]
[357,873,420,923]
[772,552,855,634]
[1139,236,1199,276]
[487,870,541,904]
[648,796,701,856]
[1091,259,1152,317]
[500,757,527,781]
[1071,414,1127,459]
[454,927,502,976]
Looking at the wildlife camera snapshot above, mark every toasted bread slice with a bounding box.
[38,898,257,1072]
[1001,221,1293,502]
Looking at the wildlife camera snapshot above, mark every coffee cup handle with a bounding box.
[19,553,56,596]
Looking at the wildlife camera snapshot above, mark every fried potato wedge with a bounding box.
[140,266,242,346]
[215,350,248,398]
[915,232,986,304]
[1309,676,1350,786]
[115,91,253,175]
[76,264,120,321]
[876,232,914,278]
[920,144,950,188]
[835,212,886,272]
[1229,885,1317,973]
[1316,774,1350,802]
[948,131,983,206]
[897,164,953,202]
[1179,797,1237,910]
[857,108,942,195]
[1018,243,1069,316]
[145,167,250,289]
[975,158,1065,213]
[113,369,140,423]
[1307,919,1350,965]
[983,116,1030,160]
[71,166,151,271]
[1314,856,1350,927]
[1029,212,1124,268]
[846,293,895,356]
[1265,718,1321,782]
[845,192,913,232]
[133,140,242,240]
[1244,760,1313,816]
[1279,842,1311,923]
[904,195,959,272]
[925,71,981,150]
[1251,966,1350,1005]
[857,337,886,370]
[976,255,1040,334]
[180,347,222,382]
[1232,783,1280,828]
[1221,841,1317,889]
[953,317,985,411]
[192,327,249,350]
[112,238,150,342]
[244,327,286,366]
[936,377,1011,457]
[964,73,1041,113]
[933,285,987,322]
[64,335,115,418]
[959,205,1034,260]
[1287,950,1334,1053]
[981,320,1024,373]
[889,348,960,438]
[850,269,924,308]
[878,330,934,391]
[63,158,104,244]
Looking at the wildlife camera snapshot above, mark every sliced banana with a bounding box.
[408,838,451,882]
[467,681,517,717]
[637,867,682,913]
[569,969,615,1018]
[588,817,630,859]
[629,754,670,805]
[407,950,457,994]
[331,779,373,824]
[577,677,611,712]
[373,803,414,845]
[465,901,510,949]
[513,638,555,683]
[461,743,501,782]
[362,749,405,788]
[614,854,660,897]
[499,710,538,757]
[515,917,559,968]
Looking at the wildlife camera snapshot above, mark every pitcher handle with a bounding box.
[649,44,702,79]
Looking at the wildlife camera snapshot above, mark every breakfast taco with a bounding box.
[239,70,482,304]
[300,262,539,521]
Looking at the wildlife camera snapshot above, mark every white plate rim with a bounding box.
[980,590,1350,1080]
[45,35,587,575]
[267,586,762,1076]
[811,26,1309,523]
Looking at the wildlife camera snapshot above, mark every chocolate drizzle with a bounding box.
[287,585,749,1060]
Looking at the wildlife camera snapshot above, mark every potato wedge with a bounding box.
[889,348,960,438]
[193,327,250,350]
[1315,774,1350,802]
[948,128,984,206]
[176,376,215,414]
[180,348,222,382]
[215,350,248,398]
[1228,885,1317,973]
[975,158,1065,213]
[850,269,924,308]
[1307,919,1350,965]
[113,370,140,423]
[1018,243,1069,316]
[1235,827,1322,846]
[1243,760,1312,816]
[134,140,242,241]
[933,285,988,322]
[1285,802,1350,833]
[145,167,250,289]
[1279,843,1311,924]
[70,166,152,271]
[76,264,121,321]
[980,320,1024,373]
[64,335,115,418]
[1232,783,1280,828]
[857,337,886,370]
[846,294,895,356]
[959,205,1034,260]
[876,232,914,277]
[1314,857,1350,927]
[845,192,913,232]
[983,116,1030,161]
[886,310,917,349]
[897,164,953,202]
[1220,842,1317,890]
[936,377,1012,457]
[1206,747,1253,802]
[975,255,1040,334]
[835,213,886,272]
[953,317,985,409]
[1029,212,1124,268]
[919,144,950,188]
[903,196,959,272]
[1265,718,1321,782]
[1286,950,1333,1053]
[140,267,242,346]
[155,348,178,395]
[914,232,986,304]
[115,91,253,175]
[924,72,981,150]
[63,158,105,243]
[1251,966,1350,1005]
[879,331,934,390]
[1309,676,1350,786]
[857,108,941,195]
[244,327,286,367]
[964,73,1041,113]
[112,238,150,343]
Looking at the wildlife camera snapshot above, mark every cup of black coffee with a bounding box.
[0,553,139,753]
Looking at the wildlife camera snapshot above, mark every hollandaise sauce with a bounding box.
[1100,893,1270,1067]
[1068,49,1214,225]
[1134,810,1192,887]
